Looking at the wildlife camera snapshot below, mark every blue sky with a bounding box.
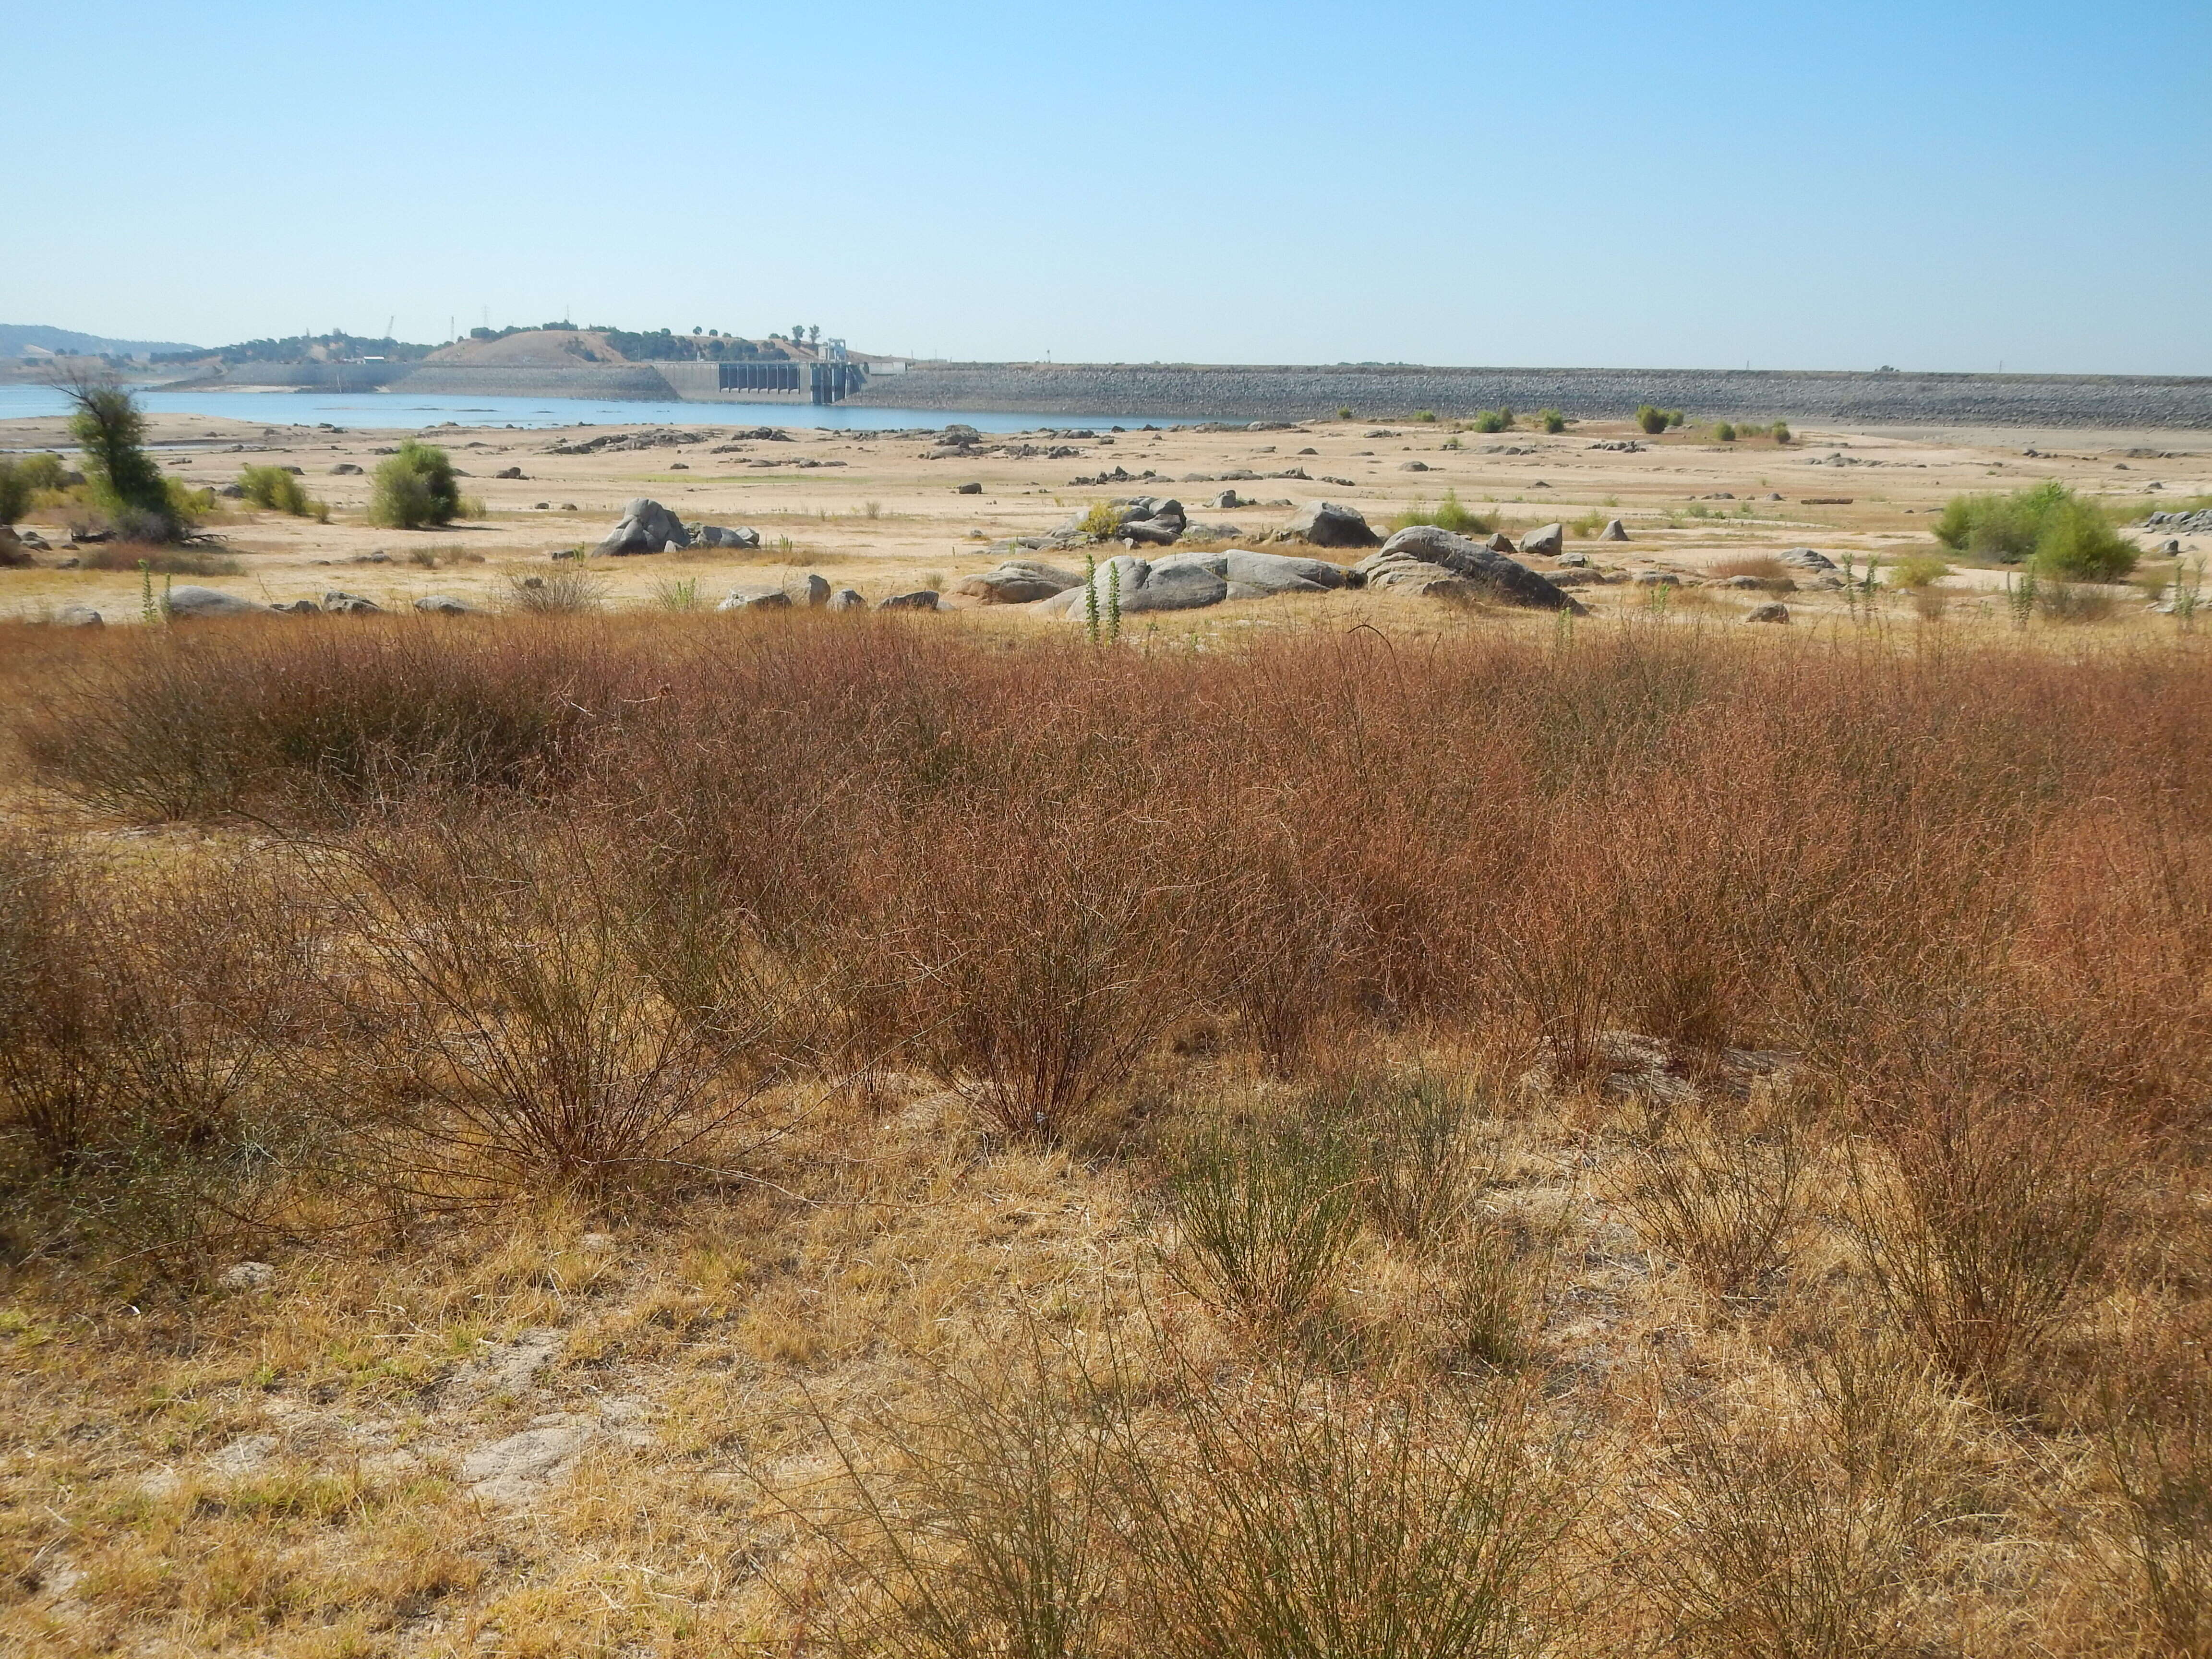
[13,1,2209,372]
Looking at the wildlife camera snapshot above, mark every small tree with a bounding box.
[367,440,461,529]
[1636,404,1670,435]
[1538,409,1566,434]
[65,377,185,541]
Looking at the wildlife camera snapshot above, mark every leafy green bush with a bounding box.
[366,440,460,529]
[1079,500,1120,540]
[1771,421,1791,444]
[238,464,316,517]
[1471,409,1512,433]
[1538,409,1566,434]
[0,460,29,526]
[1932,481,2137,580]
[11,453,69,496]
[1637,405,1671,435]
[1714,422,1738,443]
[1887,553,1952,589]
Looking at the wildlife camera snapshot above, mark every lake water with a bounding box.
[0,384,1205,434]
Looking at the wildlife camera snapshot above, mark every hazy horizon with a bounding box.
[11,0,2208,376]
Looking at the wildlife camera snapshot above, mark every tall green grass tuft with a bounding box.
[1390,489,1495,537]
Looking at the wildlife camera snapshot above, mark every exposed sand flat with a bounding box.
[4,409,2207,625]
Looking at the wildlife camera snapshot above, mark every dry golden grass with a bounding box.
[4,608,2212,1655]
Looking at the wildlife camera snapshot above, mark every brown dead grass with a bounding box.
[4,610,2211,1655]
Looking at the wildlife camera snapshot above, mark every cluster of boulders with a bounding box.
[149,585,485,623]
[1038,548,1352,616]
[1352,526,1585,613]
[545,429,715,457]
[2142,508,2212,537]
[719,574,937,613]
[593,499,760,555]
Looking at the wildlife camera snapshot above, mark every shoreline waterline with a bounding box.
[0,384,1220,435]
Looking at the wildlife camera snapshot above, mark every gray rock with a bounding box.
[164,585,258,619]
[1119,517,1182,546]
[956,481,983,494]
[322,590,383,614]
[1486,532,1517,554]
[272,599,322,614]
[1214,489,1244,509]
[1150,548,1348,593]
[828,588,866,611]
[1632,571,1680,587]
[1276,501,1380,548]
[1064,554,1229,618]
[329,462,363,475]
[1519,522,1566,558]
[792,573,830,607]
[1599,518,1629,541]
[413,594,476,613]
[1554,550,1591,567]
[955,559,1085,604]
[1744,602,1791,624]
[217,1261,275,1291]
[1399,460,1431,471]
[595,498,689,556]
[696,524,761,549]
[1778,547,1838,571]
[717,589,793,612]
[495,466,524,479]
[1361,559,1492,603]
[879,589,942,611]
[53,603,103,627]
[1356,526,1586,613]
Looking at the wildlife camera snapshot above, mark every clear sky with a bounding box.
[12,0,2209,372]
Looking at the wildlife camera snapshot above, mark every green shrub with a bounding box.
[1771,421,1791,444]
[1714,422,1738,443]
[1414,409,1438,423]
[1471,410,1507,434]
[1887,553,1952,589]
[12,453,68,496]
[1079,500,1120,540]
[366,440,461,529]
[238,464,315,516]
[1538,409,1566,434]
[1637,405,1671,436]
[0,460,29,526]
[1931,481,2137,580]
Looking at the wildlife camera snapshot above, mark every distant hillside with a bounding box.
[0,323,202,360]
[425,327,803,365]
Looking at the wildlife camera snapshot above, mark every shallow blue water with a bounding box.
[0,383,1205,434]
